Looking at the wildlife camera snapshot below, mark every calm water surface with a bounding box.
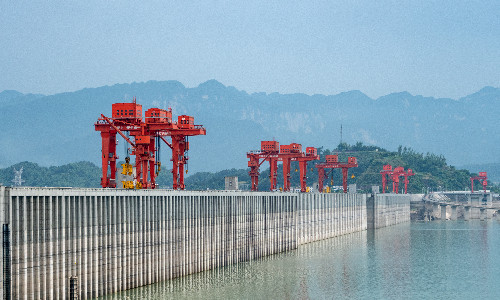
[102,220,500,299]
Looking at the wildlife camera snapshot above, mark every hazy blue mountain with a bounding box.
[0,90,44,106]
[0,81,498,173]
[0,90,23,102]
[459,163,500,183]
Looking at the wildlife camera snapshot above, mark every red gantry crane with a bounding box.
[316,155,358,193]
[380,164,393,193]
[247,141,319,192]
[95,100,205,190]
[380,165,414,194]
[247,141,280,191]
[470,172,488,193]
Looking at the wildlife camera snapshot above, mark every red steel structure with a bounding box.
[316,155,358,193]
[380,165,415,194]
[95,100,205,190]
[247,141,319,192]
[380,164,393,193]
[470,172,488,193]
[401,168,414,194]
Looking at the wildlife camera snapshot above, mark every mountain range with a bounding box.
[0,80,498,174]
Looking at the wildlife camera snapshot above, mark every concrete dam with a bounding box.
[0,186,410,299]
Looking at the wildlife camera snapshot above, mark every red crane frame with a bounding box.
[380,164,393,193]
[247,141,319,192]
[95,100,206,190]
[470,172,487,193]
[380,165,414,194]
[316,155,358,193]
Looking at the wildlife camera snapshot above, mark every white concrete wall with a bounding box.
[367,194,411,229]
[1,188,299,299]
[297,193,367,245]
[0,187,407,299]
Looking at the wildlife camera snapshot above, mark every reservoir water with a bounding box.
[102,220,500,299]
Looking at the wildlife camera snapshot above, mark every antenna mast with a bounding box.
[337,124,343,155]
[12,167,25,186]
[340,124,343,145]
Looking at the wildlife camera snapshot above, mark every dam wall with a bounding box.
[367,194,411,229]
[297,193,367,245]
[0,187,408,299]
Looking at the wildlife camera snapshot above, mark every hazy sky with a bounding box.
[1,1,498,99]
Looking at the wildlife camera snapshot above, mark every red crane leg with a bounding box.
[318,167,325,192]
[179,162,185,190]
[109,133,117,188]
[100,132,111,188]
[299,161,307,192]
[149,138,156,189]
[250,166,259,191]
[269,158,278,191]
[178,138,187,190]
[392,176,399,194]
[254,171,259,190]
[171,137,179,190]
[248,154,260,191]
[249,154,260,191]
[282,158,291,191]
[404,175,409,194]
[381,174,386,194]
[170,136,187,190]
[141,155,149,188]
[135,151,142,187]
[342,167,348,193]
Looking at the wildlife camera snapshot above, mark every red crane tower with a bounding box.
[247,141,279,191]
[247,141,319,192]
[380,164,393,193]
[316,155,358,193]
[380,165,415,194]
[279,144,319,192]
[95,101,206,190]
[298,147,320,192]
[470,172,487,193]
[391,166,406,194]
[403,168,415,194]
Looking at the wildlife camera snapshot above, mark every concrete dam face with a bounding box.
[0,186,410,299]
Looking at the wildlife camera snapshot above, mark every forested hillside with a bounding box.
[221,143,495,193]
[0,161,101,188]
[1,143,497,193]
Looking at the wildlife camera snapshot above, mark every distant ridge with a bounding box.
[0,80,499,173]
[459,163,500,183]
